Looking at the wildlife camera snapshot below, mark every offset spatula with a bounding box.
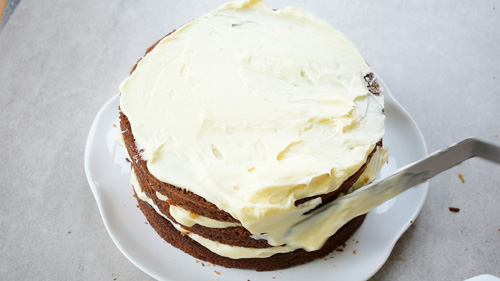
[286,138,500,250]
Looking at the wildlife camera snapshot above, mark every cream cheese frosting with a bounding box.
[120,0,387,251]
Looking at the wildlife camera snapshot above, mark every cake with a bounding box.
[119,0,388,271]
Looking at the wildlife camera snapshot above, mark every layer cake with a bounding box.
[119,0,388,271]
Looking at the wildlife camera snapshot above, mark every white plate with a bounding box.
[84,77,428,281]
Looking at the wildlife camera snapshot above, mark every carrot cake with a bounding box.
[119,0,388,271]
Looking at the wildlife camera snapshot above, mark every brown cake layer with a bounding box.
[137,194,366,271]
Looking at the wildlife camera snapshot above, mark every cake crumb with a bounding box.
[196,260,200,263]
[67,230,71,234]
[449,207,460,213]
[323,257,328,261]
[214,270,220,275]
[342,243,347,248]
[362,175,370,183]
[202,262,205,266]
[458,173,465,183]
[335,248,344,252]
[144,222,148,224]
[353,250,357,254]
[189,211,199,219]
[113,123,117,127]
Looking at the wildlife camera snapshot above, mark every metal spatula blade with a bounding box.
[286,137,500,250]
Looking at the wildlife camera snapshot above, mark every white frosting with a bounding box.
[120,0,386,251]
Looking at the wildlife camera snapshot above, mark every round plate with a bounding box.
[84,77,428,281]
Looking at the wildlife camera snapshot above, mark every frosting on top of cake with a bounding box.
[120,0,386,250]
